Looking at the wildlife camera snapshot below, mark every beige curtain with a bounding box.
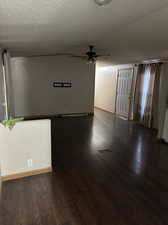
[134,63,161,128]
[0,50,6,121]
[151,64,161,129]
[3,50,14,118]
[157,64,168,139]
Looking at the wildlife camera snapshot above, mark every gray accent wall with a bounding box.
[11,56,95,117]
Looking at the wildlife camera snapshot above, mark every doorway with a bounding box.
[115,68,134,119]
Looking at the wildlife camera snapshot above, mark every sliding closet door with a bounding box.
[116,68,133,119]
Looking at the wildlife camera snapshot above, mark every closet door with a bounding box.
[116,68,133,119]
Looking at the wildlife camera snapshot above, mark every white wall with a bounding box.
[95,62,134,113]
[0,119,51,177]
[95,65,117,113]
[11,56,95,117]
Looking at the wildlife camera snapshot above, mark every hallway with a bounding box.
[1,109,168,225]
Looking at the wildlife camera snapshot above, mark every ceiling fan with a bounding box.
[69,45,111,64]
[27,45,111,63]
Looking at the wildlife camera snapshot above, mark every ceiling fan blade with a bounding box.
[26,53,74,57]
[70,55,87,58]
[95,54,111,58]
[52,53,74,56]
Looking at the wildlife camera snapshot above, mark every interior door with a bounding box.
[115,68,133,119]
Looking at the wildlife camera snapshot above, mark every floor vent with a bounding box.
[99,149,113,153]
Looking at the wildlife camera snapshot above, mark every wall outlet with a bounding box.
[27,159,33,168]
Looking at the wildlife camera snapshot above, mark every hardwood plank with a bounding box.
[1,109,168,225]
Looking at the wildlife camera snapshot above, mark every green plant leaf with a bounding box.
[1,117,24,130]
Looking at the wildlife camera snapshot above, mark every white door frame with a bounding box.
[115,67,134,120]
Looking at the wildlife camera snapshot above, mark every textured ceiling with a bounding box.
[1,0,168,63]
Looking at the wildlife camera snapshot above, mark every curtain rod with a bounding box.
[2,49,7,65]
[134,62,164,66]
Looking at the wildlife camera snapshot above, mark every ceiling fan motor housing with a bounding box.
[86,45,97,59]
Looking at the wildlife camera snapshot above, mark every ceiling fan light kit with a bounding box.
[94,0,112,6]
[87,57,96,64]
[73,45,110,64]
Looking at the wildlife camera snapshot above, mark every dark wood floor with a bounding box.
[1,109,168,225]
